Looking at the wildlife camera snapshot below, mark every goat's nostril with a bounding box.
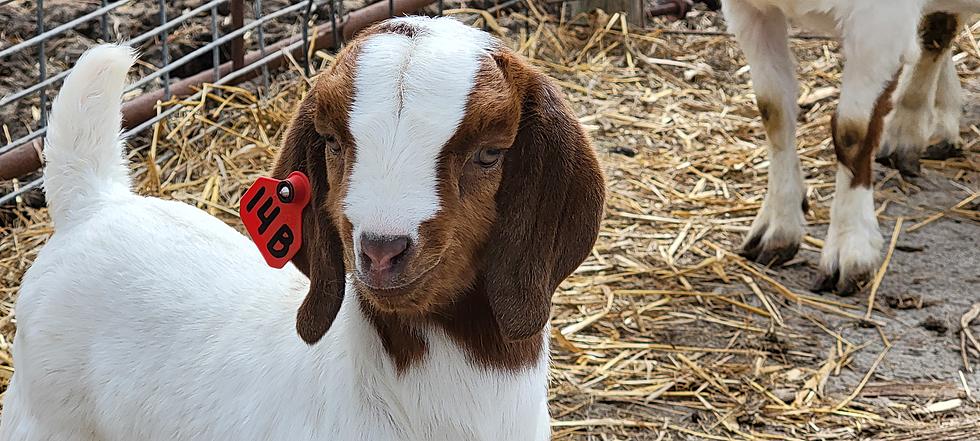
[360,234,411,272]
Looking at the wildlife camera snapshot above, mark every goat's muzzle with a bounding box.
[356,233,416,290]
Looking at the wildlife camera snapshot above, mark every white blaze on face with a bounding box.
[344,17,492,245]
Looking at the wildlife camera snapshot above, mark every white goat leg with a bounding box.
[926,35,965,159]
[723,0,807,266]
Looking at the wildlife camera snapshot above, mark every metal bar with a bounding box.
[126,0,228,47]
[389,0,394,17]
[0,69,69,108]
[158,0,171,99]
[302,0,314,76]
[0,178,43,207]
[330,0,340,50]
[255,0,270,90]
[100,0,110,40]
[231,0,245,70]
[0,0,129,59]
[0,45,292,205]
[1,0,439,185]
[438,0,444,15]
[3,0,304,152]
[211,6,221,82]
[37,0,47,126]
[125,1,311,94]
[124,44,308,139]
[1,38,306,186]
[0,0,231,109]
[0,128,45,157]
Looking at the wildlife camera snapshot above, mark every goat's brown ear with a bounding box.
[483,54,606,341]
[272,89,346,345]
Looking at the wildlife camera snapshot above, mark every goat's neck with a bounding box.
[291,284,551,439]
[353,285,546,374]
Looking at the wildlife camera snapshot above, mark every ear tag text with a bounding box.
[240,171,311,269]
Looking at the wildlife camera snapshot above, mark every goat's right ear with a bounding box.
[482,51,606,342]
[272,89,346,345]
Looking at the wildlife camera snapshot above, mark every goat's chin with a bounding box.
[353,276,431,314]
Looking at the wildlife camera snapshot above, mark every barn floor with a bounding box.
[1,6,980,440]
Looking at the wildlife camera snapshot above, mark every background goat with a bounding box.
[722,0,977,294]
[0,16,605,441]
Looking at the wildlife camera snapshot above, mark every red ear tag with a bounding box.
[240,171,312,269]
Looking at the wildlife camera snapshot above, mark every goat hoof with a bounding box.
[874,147,893,167]
[835,272,871,297]
[740,229,800,267]
[813,269,870,296]
[756,242,800,267]
[878,149,921,178]
[812,270,839,293]
[922,140,964,161]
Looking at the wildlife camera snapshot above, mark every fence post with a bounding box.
[566,0,644,26]
[231,0,245,70]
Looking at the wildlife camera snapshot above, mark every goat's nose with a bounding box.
[360,234,411,273]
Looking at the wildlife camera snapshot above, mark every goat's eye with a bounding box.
[473,148,502,168]
[323,134,340,153]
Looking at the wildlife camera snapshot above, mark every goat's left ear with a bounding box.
[271,87,347,345]
[483,51,606,341]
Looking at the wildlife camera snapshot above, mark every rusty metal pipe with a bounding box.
[0,0,437,182]
[0,139,44,181]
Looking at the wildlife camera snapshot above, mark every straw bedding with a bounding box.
[1,5,979,439]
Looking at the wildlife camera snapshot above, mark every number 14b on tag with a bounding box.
[239,172,311,269]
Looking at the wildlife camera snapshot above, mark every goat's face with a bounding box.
[272,16,605,345]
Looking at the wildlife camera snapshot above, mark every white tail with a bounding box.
[43,44,136,228]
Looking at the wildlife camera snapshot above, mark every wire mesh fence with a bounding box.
[0,0,453,206]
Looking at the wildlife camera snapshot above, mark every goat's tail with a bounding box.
[43,44,136,228]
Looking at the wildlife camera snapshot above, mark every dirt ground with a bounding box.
[1,4,979,441]
[786,164,979,395]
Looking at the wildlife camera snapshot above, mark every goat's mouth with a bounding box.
[353,254,442,298]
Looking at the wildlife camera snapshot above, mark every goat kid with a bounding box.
[722,0,977,294]
[0,16,605,441]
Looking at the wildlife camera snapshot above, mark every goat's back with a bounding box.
[2,194,329,440]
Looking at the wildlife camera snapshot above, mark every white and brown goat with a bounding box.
[0,16,605,441]
[722,0,976,294]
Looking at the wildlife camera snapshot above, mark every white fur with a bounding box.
[345,16,492,263]
[819,168,884,281]
[1,28,550,441]
[932,51,963,143]
[722,0,975,288]
[880,52,942,160]
[879,11,969,160]
[41,45,135,230]
[724,2,806,255]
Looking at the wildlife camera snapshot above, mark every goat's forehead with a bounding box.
[341,18,493,237]
[350,17,494,118]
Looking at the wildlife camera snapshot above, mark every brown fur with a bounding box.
[756,98,781,142]
[920,12,959,59]
[832,69,901,188]
[270,22,605,372]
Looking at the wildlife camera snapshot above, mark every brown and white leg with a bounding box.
[878,12,960,176]
[723,0,807,265]
[815,7,921,294]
